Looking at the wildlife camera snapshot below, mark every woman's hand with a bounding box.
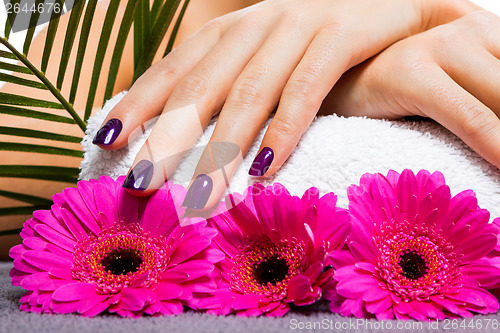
[324,10,500,170]
[93,0,477,210]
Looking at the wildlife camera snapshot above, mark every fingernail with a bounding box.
[93,118,123,145]
[122,160,154,190]
[249,147,274,176]
[182,174,213,210]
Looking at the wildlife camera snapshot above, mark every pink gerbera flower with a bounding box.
[9,176,222,317]
[198,183,351,316]
[327,169,500,320]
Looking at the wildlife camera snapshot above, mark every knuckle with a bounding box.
[154,60,180,79]
[272,114,300,137]
[321,21,349,39]
[174,74,210,100]
[202,18,224,38]
[391,43,430,78]
[279,8,307,28]
[466,10,498,29]
[238,10,265,31]
[284,71,320,99]
[427,25,458,50]
[459,105,492,138]
[229,76,265,107]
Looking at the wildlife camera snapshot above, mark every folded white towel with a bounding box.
[80,91,500,218]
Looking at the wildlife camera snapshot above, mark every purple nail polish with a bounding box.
[93,118,123,146]
[182,174,213,210]
[122,160,154,190]
[249,147,274,176]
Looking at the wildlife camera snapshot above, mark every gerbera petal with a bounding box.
[376,307,395,320]
[226,197,262,236]
[20,272,70,291]
[252,185,280,235]
[396,169,417,213]
[62,187,100,235]
[167,260,214,281]
[317,209,350,249]
[76,181,100,220]
[303,262,323,282]
[349,241,377,264]
[339,298,366,318]
[370,173,398,221]
[455,209,490,230]
[284,197,309,243]
[33,224,76,252]
[365,295,392,314]
[287,275,313,302]
[80,297,111,317]
[427,185,451,228]
[460,234,498,262]
[159,300,184,315]
[22,237,47,251]
[77,294,109,314]
[32,210,72,238]
[52,283,97,302]
[266,302,290,317]
[93,183,119,223]
[447,287,499,311]
[50,300,80,314]
[410,300,444,319]
[168,235,212,265]
[232,294,267,310]
[22,251,72,271]
[141,188,169,236]
[395,301,413,315]
[362,286,390,303]
[154,283,184,300]
[14,258,41,274]
[119,288,151,311]
[408,310,428,321]
[208,212,245,256]
[116,186,139,224]
[335,271,379,298]
[414,170,432,197]
[60,208,87,241]
[464,262,500,289]
[447,191,478,224]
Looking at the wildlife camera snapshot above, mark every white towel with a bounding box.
[80,91,500,219]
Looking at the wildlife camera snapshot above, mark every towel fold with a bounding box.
[80,91,500,217]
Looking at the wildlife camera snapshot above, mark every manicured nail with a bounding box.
[182,174,213,210]
[122,160,154,190]
[93,118,123,146]
[249,147,274,176]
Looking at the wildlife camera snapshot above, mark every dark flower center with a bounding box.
[101,248,143,275]
[399,250,428,280]
[252,256,289,286]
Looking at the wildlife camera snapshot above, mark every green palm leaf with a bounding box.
[0,0,190,238]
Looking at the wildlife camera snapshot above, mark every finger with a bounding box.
[251,24,350,176]
[252,0,435,176]
[439,51,500,116]
[123,10,277,195]
[121,104,204,195]
[182,142,242,211]
[92,13,238,149]
[416,66,500,168]
[432,14,500,115]
[183,13,321,209]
